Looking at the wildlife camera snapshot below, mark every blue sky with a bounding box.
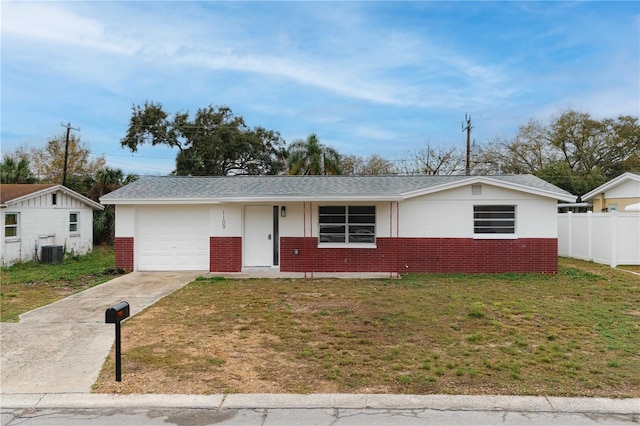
[2,1,639,176]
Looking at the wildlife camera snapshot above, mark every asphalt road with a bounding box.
[2,394,639,426]
[2,406,639,425]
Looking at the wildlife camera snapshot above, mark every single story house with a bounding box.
[1,184,104,266]
[581,172,640,212]
[101,174,575,274]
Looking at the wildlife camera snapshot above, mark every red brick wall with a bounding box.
[280,237,558,274]
[114,237,134,271]
[210,237,242,272]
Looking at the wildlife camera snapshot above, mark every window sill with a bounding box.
[69,233,80,237]
[318,243,377,249]
[4,237,21,243]
[473,234,518,240]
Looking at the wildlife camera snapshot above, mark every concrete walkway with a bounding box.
[0,272,202,393]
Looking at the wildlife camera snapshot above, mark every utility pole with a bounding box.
[462,114,472,176]
[60,122,80,187]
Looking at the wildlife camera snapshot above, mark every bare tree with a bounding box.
[395,143,464,175]
[341,154,394,175]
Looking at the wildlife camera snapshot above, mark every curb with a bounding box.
[1,393,639,414]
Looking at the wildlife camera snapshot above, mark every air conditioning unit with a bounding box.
[41,245,63,264]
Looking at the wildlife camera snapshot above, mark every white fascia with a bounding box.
[400,176,577,203]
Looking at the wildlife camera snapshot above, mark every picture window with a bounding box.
[319,206,375,243]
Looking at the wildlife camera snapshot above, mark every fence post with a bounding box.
[567,212,573,258]
[587,211,593,262]
[610,211,618,267]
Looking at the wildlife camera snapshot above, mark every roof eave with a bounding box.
[5,185,104,210]
[582,173,640,201]
[400,176,577,202]
[101,195,402,205]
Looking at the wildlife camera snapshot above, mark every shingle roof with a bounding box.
[0,184,57,204]
[100,174,576,204]
[0,184,104,210]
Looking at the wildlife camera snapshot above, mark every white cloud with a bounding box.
[2,2,139,55]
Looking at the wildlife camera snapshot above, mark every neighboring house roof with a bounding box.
[581,172,640,201]
[100,174,576,204]
[1,184,104,210]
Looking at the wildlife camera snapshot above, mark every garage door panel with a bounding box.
[137,206,210,271]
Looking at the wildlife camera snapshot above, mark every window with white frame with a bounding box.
[69,212,79,232]
[5,213,19,238]
[318,206,376,243]
[473,205,515,234]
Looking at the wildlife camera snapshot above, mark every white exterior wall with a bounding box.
[1,191,95,266]
[399,184,558,238]
[114,205,136,237]
[115,204,244,239]
[606,179,640,199]
[212,204,242,236]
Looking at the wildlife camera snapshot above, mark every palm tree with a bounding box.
[90,167,137,244]
[287,133,342,175]
[0,155,36,183]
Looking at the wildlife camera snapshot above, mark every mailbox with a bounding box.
[105,301,130,382]
[105,301,130,323]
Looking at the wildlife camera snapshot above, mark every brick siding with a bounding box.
[114,237,134,271]
[210,237,242,272]
[280,237,557,274]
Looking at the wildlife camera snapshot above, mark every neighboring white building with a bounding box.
[1,184,104,266]
[581,172,640,212]
[101,175,575,274]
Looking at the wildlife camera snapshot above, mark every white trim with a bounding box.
[582,172,640,201]
[69,211,79,233]
[4,212,19,238]
[401,176,576,202]
[318,243,378,249]
[473,234,518,240]
[2,185,104,210]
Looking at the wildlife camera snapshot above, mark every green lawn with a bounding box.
[0,245,124,322]
[93,258,640,397]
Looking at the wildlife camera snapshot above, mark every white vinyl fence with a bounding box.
[558,212,640,267]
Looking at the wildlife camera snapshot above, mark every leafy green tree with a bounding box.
[287,133,342,175]
[0,155,36,183]
[121,101,286,176]
[29,134,105,185]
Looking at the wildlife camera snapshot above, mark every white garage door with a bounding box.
[136,206,210,271]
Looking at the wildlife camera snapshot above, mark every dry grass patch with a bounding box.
[94,258,640,397]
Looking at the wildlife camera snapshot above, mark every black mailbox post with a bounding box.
[105,301,130,382]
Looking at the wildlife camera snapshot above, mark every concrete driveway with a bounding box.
[0,271,203,394]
